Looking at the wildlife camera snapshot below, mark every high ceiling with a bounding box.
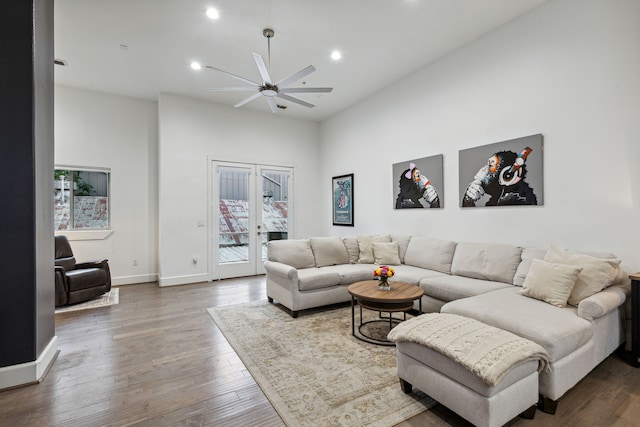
[54,0,548,122]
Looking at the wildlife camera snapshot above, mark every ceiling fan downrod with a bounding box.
[263,28,274,76]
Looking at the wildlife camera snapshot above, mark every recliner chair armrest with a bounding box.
[75,259,109,270]
[74,259,112,292]
[55,266,69,306]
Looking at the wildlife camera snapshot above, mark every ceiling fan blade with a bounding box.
[275,65,316,89]
[253,53,273,85]
[277,93,315,108]
[205,87,260,92]
[265,96,279,113]
[205,65,260,86]
[279,87,333,94]
[234,92,262,108]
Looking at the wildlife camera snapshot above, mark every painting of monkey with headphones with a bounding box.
[459,134,543,207]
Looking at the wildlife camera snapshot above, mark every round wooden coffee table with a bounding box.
[348,280,423,346]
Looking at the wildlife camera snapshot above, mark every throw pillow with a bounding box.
[372,242,401,265]
[519,259,583,307]
[544,244,621,306]
[309,237,349,267]
[512,247,547,287]
[342,237,360,264]
[391,234,412,263]
[357,234,391,264]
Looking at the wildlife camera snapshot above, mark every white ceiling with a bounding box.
[54,0,549,122]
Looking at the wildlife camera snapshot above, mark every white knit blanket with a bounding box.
[388,313,550,386]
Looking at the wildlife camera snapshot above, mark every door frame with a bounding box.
[208,159,293,281]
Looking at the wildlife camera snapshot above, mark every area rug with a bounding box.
[55,288,119,313]
[207,302,434,427]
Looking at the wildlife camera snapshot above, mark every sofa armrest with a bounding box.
[577,283,630,321]
[264,261,298,280]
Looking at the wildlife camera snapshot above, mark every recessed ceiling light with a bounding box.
[331,50,342,61]
[206,8,219,20]
[190,61,202,71]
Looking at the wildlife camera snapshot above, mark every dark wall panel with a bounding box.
[0,0,55,368]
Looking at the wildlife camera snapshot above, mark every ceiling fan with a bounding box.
[204,28,333,113]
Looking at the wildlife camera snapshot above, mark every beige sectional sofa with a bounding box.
[264,234,630,417]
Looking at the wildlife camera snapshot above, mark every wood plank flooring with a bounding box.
[0,277,639,426]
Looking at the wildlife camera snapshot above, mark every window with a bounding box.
[54,167,110,230]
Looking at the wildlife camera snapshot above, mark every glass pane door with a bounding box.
[215,163,256,279]
[257,167,291,274]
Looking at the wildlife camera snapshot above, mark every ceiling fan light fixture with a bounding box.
[205,8,219,20]
[261,88,278,97]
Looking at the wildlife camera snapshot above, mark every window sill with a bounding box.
[54,230,113,241]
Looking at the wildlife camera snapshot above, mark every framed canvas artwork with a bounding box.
[332,174,354,226]
[392,154,443,209]
[459,134,543,207]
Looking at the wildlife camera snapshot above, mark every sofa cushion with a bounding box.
[442,288,593,362]
[342,237,360,264]
[267,239,315,269]
[451,242,522,284]
[519,259,583,308]
[513,247,547,286]
[372,242,401,265]
[357,234,391,263]
[297,268,341,291]
[392,265,446,285]
[391,234,412,263]
[419,275,512,302]
[404,236,457,274]
[544,244,622,306]
[325,264,374,285]
[309,237,349,267]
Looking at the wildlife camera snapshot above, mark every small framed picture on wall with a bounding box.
[332,174,354,226]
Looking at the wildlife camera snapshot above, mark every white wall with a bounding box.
[321,0,640,270]
[158,93,322,286]
[55,85,159,285]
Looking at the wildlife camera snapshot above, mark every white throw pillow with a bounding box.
[357,234,391,263]
[372,242,401,265]
[342,237,360,264]
[512,247,547,286]
[544,244,621,306]
[519,259,583,307]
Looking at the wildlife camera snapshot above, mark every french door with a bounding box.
[211,161,293,280]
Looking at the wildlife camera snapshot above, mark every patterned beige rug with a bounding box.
[207,302,434,427]
[55,288,119,313]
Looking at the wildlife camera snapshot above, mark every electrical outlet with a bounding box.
[193,256,198,264]
[132,259,139,266]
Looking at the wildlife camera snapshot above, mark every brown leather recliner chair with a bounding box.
[54,235,111,307]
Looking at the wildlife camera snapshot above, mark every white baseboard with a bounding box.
[158,273,209,287]
[0,336,58,391]
[111,273,159,286]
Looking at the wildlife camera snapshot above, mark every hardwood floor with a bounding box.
[0,277,639,426]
